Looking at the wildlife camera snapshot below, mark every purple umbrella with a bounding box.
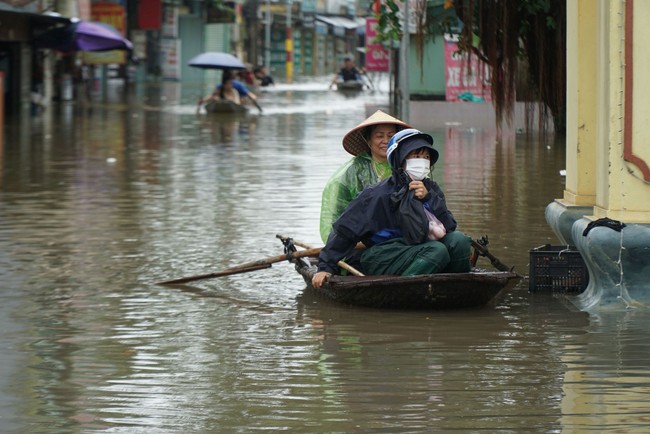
[75,21,133,51]
[188,52,245,70]
[34,20,132,52]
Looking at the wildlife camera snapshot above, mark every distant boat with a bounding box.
[204,99,248,114]
[336,80,364,92]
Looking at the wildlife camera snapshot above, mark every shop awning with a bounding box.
[0,9,70,28]
[315,15,365,31]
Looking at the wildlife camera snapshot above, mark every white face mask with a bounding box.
[404,158,430,181]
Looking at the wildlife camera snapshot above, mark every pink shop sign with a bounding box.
[365,18,389,72]
[444,34,492,102]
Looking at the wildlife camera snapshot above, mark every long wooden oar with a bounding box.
[362,73,376,91]
[470,239,514,272]
[294,242,364,276]
[157,247,322,285]
[275,235,365,276]
[251,98,263,113]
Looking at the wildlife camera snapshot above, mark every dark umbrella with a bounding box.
[34,20,132,52]
[188,52,245,70]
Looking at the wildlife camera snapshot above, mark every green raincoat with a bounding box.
[319,153,391,242]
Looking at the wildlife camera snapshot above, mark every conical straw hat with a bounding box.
[342,110,412,156]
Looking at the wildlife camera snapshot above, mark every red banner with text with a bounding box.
[365,18,389,72]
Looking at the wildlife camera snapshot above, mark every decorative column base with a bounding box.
[545,200,650,311]
[545,200,593,245]
[570,219,650,311]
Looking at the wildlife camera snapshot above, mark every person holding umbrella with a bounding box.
[218,70,260,107]
[189,52,262,113]
[197,70,261,112]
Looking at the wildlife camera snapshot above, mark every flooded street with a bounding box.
[1,78,650,432]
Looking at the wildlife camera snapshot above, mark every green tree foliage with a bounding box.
[454,0,566,133]
[373,0,566,133]
[373,1,457,81]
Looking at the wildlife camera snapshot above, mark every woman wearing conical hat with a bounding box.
[319,110,412,242]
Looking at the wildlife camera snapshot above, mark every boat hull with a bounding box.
[336,81,364,92]
[204,100,248,114]
[294,260,520,310]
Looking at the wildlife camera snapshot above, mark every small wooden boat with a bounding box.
[204,99,248,114]
[292,257,520,310]
[336,80,364,92]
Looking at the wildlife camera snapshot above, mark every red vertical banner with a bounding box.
[138,0,161,30]
[365,18,388,72]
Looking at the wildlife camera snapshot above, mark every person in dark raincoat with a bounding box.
[197,70,259,111]
[312,129,472,288]
[319,110,411,242]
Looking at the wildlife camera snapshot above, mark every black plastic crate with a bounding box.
[528,244,589,293]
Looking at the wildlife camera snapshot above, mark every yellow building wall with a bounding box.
[565,0,650,223]
[623,0,650,217]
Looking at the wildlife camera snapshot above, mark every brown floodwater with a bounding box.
[1,77,649,432]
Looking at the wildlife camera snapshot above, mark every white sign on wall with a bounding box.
[162,6,178,38]
[160,38,181,80]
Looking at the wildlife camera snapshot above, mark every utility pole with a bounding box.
[265,0,271,71]
[399,0,410,122]
[285,0,293,82]
[235,3,244,61]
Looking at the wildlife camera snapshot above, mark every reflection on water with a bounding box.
[1,78,650,432]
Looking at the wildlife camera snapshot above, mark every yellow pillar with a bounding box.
[546,0,598,244]
[285,0,293,83]
[551,0,650,233]
[562,0,597,207]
